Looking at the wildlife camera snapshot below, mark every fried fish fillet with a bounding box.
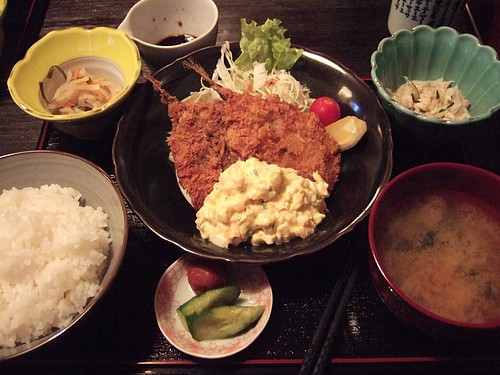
[167,87,341,210]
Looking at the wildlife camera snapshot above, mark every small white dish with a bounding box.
[154,255,273,358]
[118,0,218,71]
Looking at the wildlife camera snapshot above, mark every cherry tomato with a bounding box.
[187,259,229,294]
[310,96,341,126]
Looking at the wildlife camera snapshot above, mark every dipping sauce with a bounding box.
[196,157,329,248]
[156,34,196,46]
[378,189,500,324]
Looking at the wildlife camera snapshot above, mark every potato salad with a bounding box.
[196,158,329,248]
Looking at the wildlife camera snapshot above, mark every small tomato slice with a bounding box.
[187,259,229,294]
[310,97,341,126]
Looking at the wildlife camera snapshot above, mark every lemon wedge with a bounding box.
[324,115,367,151]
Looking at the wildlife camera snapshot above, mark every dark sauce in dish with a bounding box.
[157,34,196,46]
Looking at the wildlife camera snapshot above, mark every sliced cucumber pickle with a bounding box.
[189,305,265,341]
[176,285,240,330]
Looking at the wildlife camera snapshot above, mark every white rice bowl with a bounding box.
[0,150,128,361]
[0,184,111,348]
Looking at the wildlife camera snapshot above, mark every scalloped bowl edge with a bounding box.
[370,25,500,126]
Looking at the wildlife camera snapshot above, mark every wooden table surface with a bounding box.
[0,1,499,374]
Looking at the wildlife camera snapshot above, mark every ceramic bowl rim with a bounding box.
[0,0,6,15]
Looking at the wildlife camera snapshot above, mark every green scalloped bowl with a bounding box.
[371,26,499,144]
[7,27,141,139]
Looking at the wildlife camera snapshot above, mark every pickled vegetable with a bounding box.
[177,285,240,330]
[189,305,265,341]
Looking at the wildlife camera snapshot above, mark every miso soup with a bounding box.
[378,188,500,324]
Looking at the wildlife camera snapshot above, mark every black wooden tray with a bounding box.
[1,81,495,374]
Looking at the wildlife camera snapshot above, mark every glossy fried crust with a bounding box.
[167,90,341,210]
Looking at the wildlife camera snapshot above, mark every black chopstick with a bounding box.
[299,224,365,375]
[313,251,362,374]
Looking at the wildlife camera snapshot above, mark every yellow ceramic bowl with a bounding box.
[0,0,7,54]
[0,0,6,16]
[7,27,141,139]
[0,0,5,19]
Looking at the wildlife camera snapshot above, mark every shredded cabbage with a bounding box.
[192,42,313,111]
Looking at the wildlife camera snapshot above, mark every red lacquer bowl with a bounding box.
[368,162,500,341]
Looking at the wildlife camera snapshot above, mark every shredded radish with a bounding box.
[48,67,121,115]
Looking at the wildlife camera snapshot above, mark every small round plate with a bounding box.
[154,255,273,358]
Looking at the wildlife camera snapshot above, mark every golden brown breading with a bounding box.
[167,89,341,210]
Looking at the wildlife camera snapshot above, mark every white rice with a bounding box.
[0,184,111,348]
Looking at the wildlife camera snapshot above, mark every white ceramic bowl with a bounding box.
[118,0,218,71]
[0,151,128,361]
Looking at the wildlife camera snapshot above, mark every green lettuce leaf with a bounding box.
[235,18,303,72]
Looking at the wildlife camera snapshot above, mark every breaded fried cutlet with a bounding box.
[167,87,341,210]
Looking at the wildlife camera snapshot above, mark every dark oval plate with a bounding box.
[113,43,393,263]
